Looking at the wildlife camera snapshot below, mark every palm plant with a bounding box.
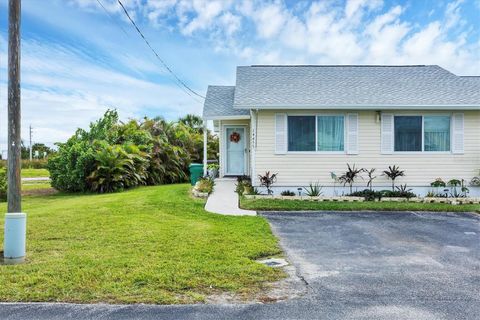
[304,182,323,197]
[258,171,278,195]
[338,164,364,194]
[383,165,405,191]
[365,168,377,191]
[448,179,462,197]
[178,114,204,132]
[122,143,149,188]
[87,142,132,193]
[460,179,470,197]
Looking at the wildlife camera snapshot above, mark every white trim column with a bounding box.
[203,120,208,176]
[250,110,257,184]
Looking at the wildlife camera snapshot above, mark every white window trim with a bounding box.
[393,114,452,154]
[286,113,347,154]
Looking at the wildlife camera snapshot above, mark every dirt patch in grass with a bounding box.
[205,259,307,304]
[22,188,58,197]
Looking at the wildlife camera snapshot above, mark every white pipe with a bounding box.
[203,121,208,176]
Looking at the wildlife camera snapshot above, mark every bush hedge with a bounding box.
[349,188,417,201]
[0,169,7,202]
[0,159,48,169]
[47,110,218,193]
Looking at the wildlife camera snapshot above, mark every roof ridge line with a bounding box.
[245,64,431,67]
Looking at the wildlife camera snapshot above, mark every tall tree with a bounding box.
[178,114,204,132]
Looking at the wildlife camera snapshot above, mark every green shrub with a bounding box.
[349,186,416,200]
[235,176,252,195]
[349,189,383,201]
[86,141,149,193]
[47,110,217,193]
[22,159,48,169]
[0,169,7,202]
[0,159,48,169]
[380,189,416,199]
[196,177,215,194]
[47,138,95,192]
[280,190,296,196]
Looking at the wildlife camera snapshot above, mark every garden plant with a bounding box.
[47,110,218,193]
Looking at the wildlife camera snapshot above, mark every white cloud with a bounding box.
[180,0,230,35]
[345,0,383,19]
[444,0,464,29]
[0,34,201,150]
[70,0,479,75]
[252,2,287,39]
[219,12,242,35]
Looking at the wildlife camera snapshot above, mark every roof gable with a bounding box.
[203,86,249,119]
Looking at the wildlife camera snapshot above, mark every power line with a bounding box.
[115,0,206,101]
[100,0,203,103]
[96,0,201,103]
[95,0,129,36]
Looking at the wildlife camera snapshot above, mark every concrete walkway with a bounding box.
[204,178,256,216]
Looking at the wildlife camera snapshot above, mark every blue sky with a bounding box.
[0,0,479,151]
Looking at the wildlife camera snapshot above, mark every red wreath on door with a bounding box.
[229,131,241,143]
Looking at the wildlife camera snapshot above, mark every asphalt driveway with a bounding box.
[263,211,480,319]
[1,211,479,320]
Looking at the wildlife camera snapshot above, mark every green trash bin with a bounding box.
[189,163,204,186]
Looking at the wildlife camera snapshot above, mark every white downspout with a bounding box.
[203,120,208,176]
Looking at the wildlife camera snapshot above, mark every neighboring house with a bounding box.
[202,65,480,196]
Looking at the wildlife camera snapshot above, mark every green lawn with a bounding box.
[21,168,49,178]
[22,181,53,192]
[241,197,480,212]
[0,184,282,304]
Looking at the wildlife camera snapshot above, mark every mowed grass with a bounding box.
[241,198,480,212]
[21,168,50,178]
[0,184,282,304]
[22,181,52,191]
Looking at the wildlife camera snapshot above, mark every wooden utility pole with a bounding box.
[8,0,21,213]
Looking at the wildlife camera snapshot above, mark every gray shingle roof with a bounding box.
[233,65,480,108]
[460,76,480,85]
[203,86,250,119]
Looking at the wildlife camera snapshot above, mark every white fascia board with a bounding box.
[233,104,480,110]
[202,115,251,120]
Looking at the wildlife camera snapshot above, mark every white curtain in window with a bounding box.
[424,116,450,151]
[317,116,344,151]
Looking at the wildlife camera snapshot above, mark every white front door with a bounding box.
[225,127,246,175]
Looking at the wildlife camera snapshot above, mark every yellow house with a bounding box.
[203,65,480,196]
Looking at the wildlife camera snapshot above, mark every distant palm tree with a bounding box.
[178,114,204,132]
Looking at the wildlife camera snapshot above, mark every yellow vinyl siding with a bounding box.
[254,110,480,187]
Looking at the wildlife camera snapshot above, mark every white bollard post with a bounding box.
[3,212,26,264]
